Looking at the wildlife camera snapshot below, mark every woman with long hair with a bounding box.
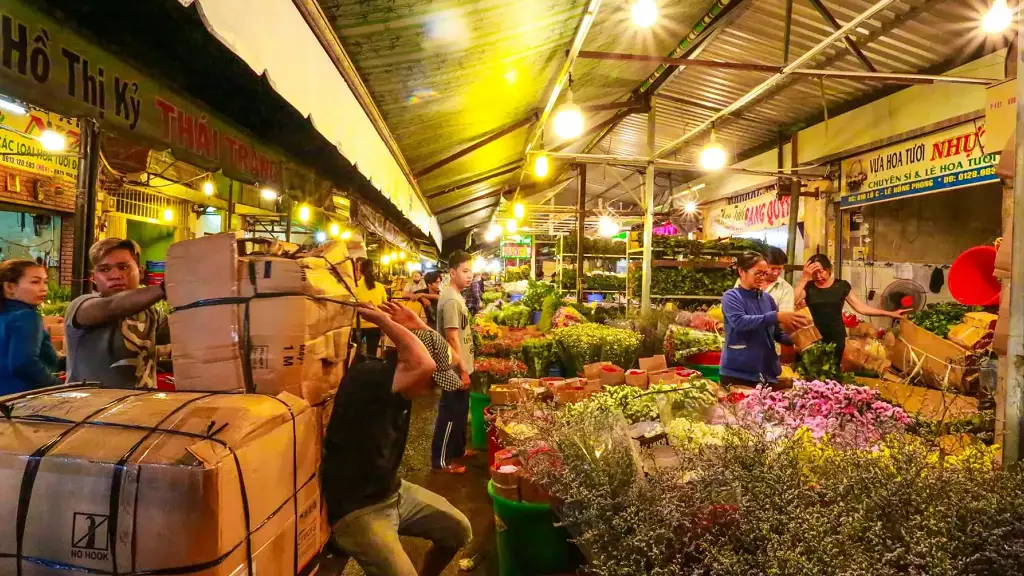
[720,252,810,388]
[0,259,61,394]
[354,257,389,356]
[794,254,906,363]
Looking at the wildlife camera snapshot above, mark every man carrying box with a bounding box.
[323,302,472,576]
[66,238,168,388]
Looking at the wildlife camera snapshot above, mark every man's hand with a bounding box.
[356,303,392,327]
[381,301,429,332]
[778,311,812,332]
[461,371,471,390]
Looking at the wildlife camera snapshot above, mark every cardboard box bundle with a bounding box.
[0,386,322,575]
[166,234,357,404]
[889,319,973,392]
[43,315,64,354]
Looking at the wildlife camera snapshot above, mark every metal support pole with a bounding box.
[225,181,236,232]
[1004,19,1024,463]
[576,165,586,303]
[641,102,655,312]
[284,199,293,242]
[71,119,100,299]
[786,132,800,283]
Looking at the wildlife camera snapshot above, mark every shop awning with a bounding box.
[182,0,442,247]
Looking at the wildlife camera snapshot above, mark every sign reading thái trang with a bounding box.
[841,122,1000,208]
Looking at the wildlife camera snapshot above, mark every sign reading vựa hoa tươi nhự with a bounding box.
[0,0,284,190]
[841,122,1000,208]
[710,184,805,237]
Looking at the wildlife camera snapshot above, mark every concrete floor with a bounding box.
[317,390,498,576]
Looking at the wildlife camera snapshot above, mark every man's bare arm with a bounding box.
[73,286,165,327]
[445,327,465,373]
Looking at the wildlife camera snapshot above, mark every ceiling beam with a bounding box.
[442,213,494,237]
[790,69,993,85]
[425,162,522,200]
[806,0,876,72]
[438,197,502,225]
[522,0,604,157]
[434,188,507,215]
[652,0,904,161]
[578,51,780,73]
[414,112,537,178]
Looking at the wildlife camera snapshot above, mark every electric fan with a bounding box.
[879,279,927,312]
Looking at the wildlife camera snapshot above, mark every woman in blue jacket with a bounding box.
[0,259,60,395]
[720,252,810,387]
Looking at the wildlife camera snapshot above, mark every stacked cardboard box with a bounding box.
[43,315,64,353]
[0,386,322,575]
[166,234,356,404]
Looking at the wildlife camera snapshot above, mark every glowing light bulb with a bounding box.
[298,204,311,223]
[202,181,215,196]
[260,188,278,200]
[684,200,699,215]
[341,230,352,240]
[982,0,1012,33]
[382,255,391,265]
[533,154,550,178]
[39,128,65,152]
[552,88,584,140]
[162,208,174,222]
[329,222,341,237]
[700,132,728,171]
[514,202,525,219]
[399,251,406,260]
[597,216,619,238]
[505,218,518,234]
[631,0,658,28]
[315,231,327,243]
[390,251,398,261]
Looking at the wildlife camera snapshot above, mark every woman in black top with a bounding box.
[794,254,907,362]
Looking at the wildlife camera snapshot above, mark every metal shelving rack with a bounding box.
[554,240,628,301]
[624,244,744,309]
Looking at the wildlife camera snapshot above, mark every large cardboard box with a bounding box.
[889,319,972,392]
[0,386,322,575]
[167,234,356,404]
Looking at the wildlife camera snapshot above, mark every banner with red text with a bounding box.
[709,184,805,236]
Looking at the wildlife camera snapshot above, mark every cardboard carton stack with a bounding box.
[0,386,323,575]
[166,233,357,406]
[43,315,64,353]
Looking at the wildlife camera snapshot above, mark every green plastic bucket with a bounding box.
[488,481,581,576]
[685,363,721,383]
[469,392,491,451]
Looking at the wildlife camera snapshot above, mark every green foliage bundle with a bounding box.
[552,323,642,373]
[521,280,561,313]
[794,342,855,384]
[907,302,984,338]
[630,266,734,297]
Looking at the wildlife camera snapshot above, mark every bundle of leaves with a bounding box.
[553,323,642,373]
[502,265,531,283]
[630,308,678,358]
[795,341,855,384]
[583,272,626,292]
[559,236,626,256]
[650,236,770,260]
[559,268,578,290]
[521,280,562,313]
[481,290,503,305]
[521,337,557,378]
[663,325,724,364]
[631,266,735,297]
[510,406,1024,576]
[498,303,531,328]
[907,302,985,338]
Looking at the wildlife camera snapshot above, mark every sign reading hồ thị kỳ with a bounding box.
[840,122,1000,208]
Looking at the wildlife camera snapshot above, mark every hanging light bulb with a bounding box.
[315,231,327,243]
[552,86,584,140]
[399,251,406,260]
[202,181,215,196]
[597,215,619,238]
[983,0,1012,33]
[684,200,699,215]
[39,123,65,152]
[340,230,352,240]
[382,254,391,265]
[390,251,398,261]
[329,222,341,237]
[260,188,278,200]
[699,130,728,171]
[533,154,550,178]
[506,218,518,234]
[298,204,311,223]
[487,223,502,237]
[513,202,525,219]
[631,0,658,28]
[162,208,174,222]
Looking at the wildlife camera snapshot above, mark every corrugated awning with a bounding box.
[182,0,442,247]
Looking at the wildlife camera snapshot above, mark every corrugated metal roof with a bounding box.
[320,0,1003,239]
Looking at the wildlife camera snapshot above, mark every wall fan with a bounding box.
[879,279,927,312]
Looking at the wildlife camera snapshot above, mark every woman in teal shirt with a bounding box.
[0,259,60,395]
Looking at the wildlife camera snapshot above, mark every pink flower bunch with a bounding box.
[739,380,911,449]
